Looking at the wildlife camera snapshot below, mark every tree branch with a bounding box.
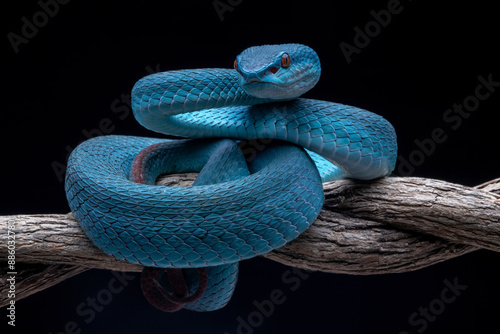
[264,177,500,273]
[1,174,498,307]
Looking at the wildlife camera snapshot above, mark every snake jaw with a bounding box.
[237,64,298,100]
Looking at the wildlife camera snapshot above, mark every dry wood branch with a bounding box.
[0,174,498,307]
[264,177,500,273]
[1,264,87,307]
[330,178,500,250]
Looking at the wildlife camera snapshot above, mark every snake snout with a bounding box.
[242,72,263,83]
[235,43,321,101]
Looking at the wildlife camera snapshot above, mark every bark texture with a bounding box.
[0,174,498,307]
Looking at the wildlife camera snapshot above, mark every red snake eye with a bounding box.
[281,53,291,68]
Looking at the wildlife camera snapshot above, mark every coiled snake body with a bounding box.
[65,44,397,312]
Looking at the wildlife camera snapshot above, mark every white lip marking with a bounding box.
[246,77,261,83]
[243,81,281,87]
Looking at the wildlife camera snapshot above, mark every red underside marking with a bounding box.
[141,267,208,312]
[131,142,209,312]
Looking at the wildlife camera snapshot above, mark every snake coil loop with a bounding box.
[65,44,397,312]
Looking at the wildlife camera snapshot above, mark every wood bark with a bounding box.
[0,174,498,307]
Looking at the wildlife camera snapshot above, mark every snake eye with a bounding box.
[234,59,239,72]
[281,53,291,68]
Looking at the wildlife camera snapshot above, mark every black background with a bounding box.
[2,0,500,333]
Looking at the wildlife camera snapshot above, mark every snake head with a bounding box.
[234,43,321,100]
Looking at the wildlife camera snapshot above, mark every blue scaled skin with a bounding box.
[65,44,397,311]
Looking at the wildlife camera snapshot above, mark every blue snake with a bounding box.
[65,44,397,312]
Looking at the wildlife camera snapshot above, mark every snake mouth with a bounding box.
[245,77,262,84]
[242,80,283,89]
[241,80,291,100]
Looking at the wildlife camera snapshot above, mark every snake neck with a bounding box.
[131,68,287,134]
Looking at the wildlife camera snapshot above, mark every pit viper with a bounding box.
[65,44,397,312]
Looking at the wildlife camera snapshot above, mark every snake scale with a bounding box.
[65,44,397,312]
